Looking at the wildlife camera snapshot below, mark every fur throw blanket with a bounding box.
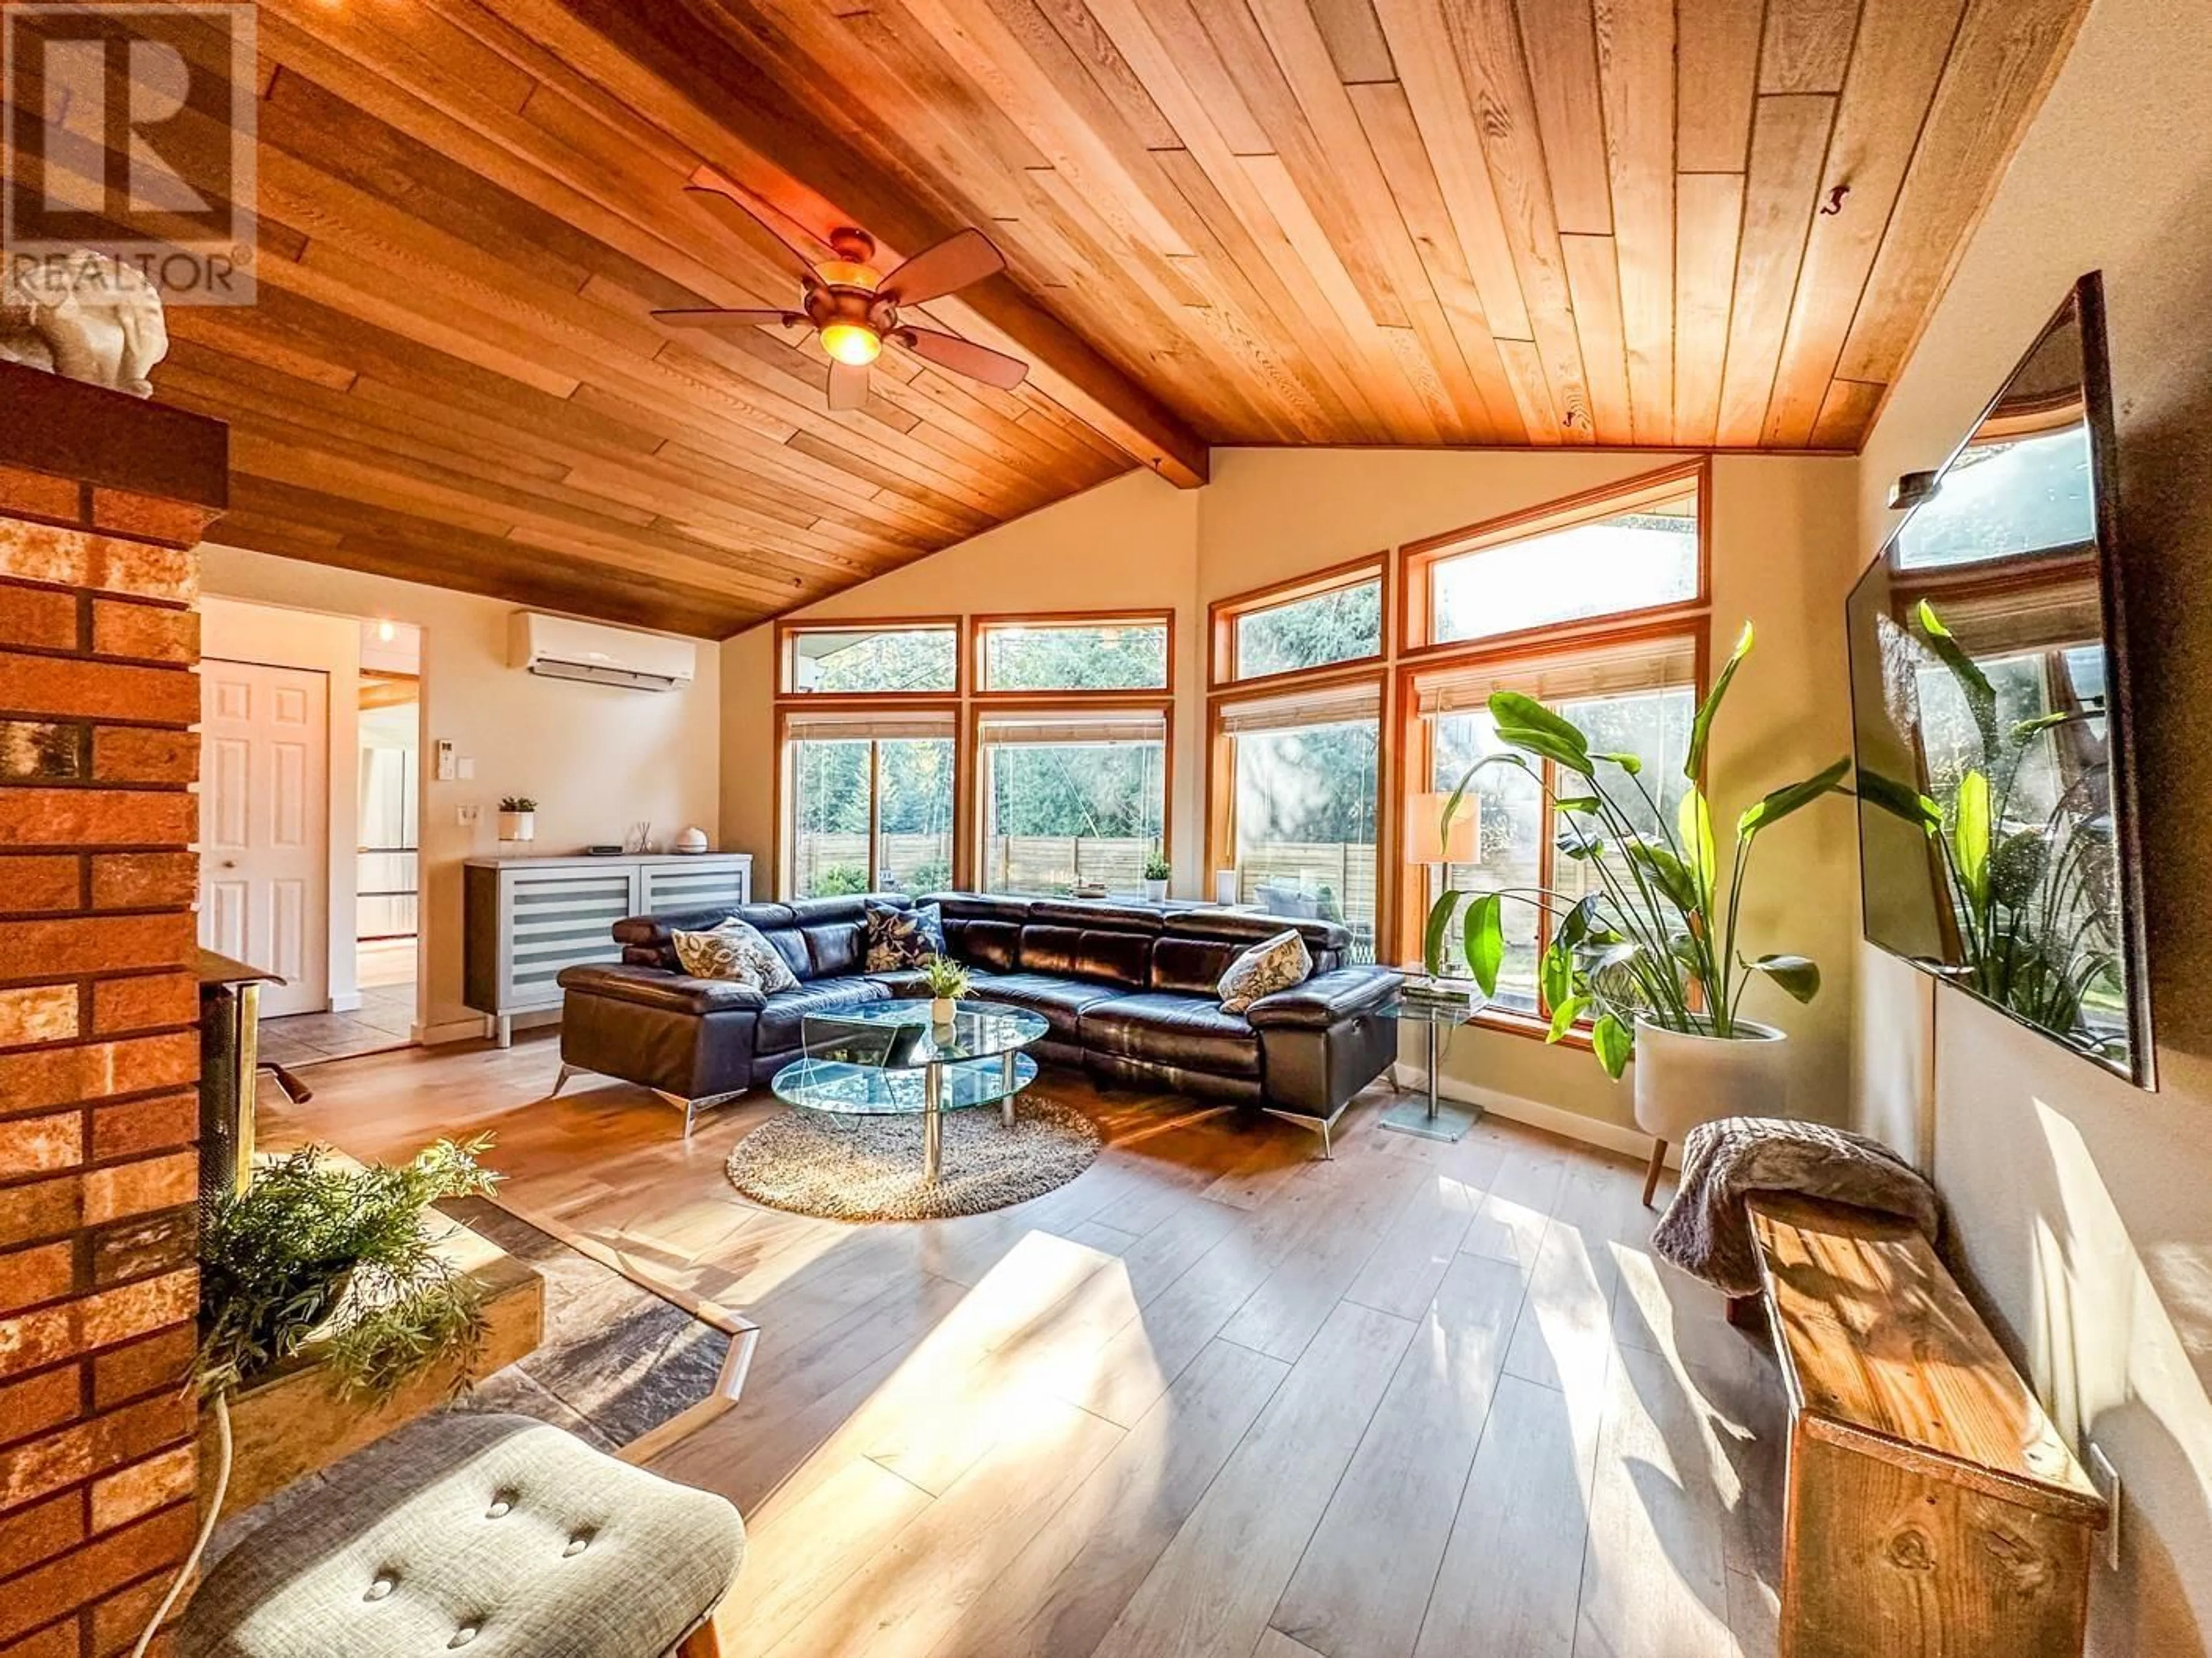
[1652,1116,1939,1296]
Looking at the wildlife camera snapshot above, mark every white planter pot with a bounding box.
[930,996,957,1026]
[1143,878,1168,902]
[1632,1016,1790,1146]
[497,811,535,843]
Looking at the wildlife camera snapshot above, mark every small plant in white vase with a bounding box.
[1142,851,1172,902]
[1427,625,1850,1202]
[497,796,537,843]
[921,953,971,1027]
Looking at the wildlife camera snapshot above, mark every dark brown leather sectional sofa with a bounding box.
[554,893,1402,1146]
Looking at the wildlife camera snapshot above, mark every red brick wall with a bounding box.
[1,440,212,1657]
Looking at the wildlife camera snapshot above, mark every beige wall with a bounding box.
[1850,0,2212,1649]
[722,447,1859,1134]
[202,545,724,1039]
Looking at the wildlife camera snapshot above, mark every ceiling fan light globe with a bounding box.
[821,320,883,367]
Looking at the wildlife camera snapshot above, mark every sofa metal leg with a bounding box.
[1642,1139,1668,1208]
[652,1087,745,1139]
[549,1062,581,1099]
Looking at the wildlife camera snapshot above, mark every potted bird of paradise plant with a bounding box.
[1423,624,1850,1187]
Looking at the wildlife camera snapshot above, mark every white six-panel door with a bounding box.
[200,659,331,1016]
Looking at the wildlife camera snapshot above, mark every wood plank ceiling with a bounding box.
[127,0,2086,636]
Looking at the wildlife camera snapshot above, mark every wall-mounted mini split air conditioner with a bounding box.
[507,612,698,692]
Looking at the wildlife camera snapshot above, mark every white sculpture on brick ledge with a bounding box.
[0,249,169,397]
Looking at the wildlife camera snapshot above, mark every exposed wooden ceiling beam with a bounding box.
[549,0,1211,488]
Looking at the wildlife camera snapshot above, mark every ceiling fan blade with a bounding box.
[653,307,809,330]
[896,327,1029,390]
[827,359,871,412]
[877,229,1005,307]
[681,180,821,287]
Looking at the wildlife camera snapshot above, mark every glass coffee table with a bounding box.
[769,999,1050,1182]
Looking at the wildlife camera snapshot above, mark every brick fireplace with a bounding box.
[0,362,225,1658]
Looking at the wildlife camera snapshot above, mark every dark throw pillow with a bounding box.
[865,900,946,972]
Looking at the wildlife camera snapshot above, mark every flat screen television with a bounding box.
[1845,272,2156,1087]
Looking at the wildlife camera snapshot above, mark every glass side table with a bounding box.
[1383,975,1488,1143]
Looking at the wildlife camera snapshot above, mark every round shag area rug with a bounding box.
[725,1096,1102,1221]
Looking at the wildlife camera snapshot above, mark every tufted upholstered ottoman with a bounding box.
[180,1413,744,1658]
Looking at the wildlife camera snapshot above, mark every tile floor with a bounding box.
[258,937,418,1067]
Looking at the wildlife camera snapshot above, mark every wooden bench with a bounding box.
[1748,1194,2108,1658]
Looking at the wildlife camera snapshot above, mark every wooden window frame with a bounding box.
[1390,621,1711,1044]
[772,707,970,900]
[971,698,1176,897]
[1205,667,1391,956]
[970,609,1177,701]
[774,614,965,701]
[1207,552,1389,692]
[1396,457,1711,664]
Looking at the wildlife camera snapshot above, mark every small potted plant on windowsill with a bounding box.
[921,953,971,1028]
[1142,851,1172,903]
[498,796,537,842]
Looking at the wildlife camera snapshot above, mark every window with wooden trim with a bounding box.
[975,613,1171,693]
[1211,560,1385,685]
[780,621,959,696]
[783,710,957,898]
[1216,678,1382,961]
[976,707,1168,897]
[1402,461,1707,653]
[1407,631,1702,1009]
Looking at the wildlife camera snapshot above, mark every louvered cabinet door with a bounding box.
[639,856,751,915]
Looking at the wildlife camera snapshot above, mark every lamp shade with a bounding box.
[1410,792,1479,864]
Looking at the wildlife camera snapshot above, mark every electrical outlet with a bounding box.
[2087,1441,2121,1569]
[457,805,480,827]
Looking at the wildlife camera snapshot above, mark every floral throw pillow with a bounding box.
[1218,928,1312,1014]
[672,918,798,993]
[865,900,946,972]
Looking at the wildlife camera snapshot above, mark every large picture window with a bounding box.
[976,614,1171,693]
[1217,681,1381,959]
[783,712,957,898]
[976,709,1168,897]
[780,621,960,696]
[1403,462,1706,653]
[1410,634,1700,1010]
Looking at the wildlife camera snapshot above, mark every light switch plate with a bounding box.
[457,757,476,780]
[434,739,457,782]
[2087,1441,2120,1569]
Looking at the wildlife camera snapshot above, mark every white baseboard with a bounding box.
[1392,1064,1676,1168]
[328,992,362,1013]
[415,1008,561,1046]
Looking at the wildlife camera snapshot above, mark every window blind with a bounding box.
[1217,680,1382,735]
[976,710,1168,746]
[1413,631,1696,716]
[784,711,957,743]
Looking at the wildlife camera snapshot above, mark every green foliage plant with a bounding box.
[920,953,973,1000]
[1858,600,2123,1050]
[1426,624,1850,1077]
[197,1136,502,1403]
[498,796,536,813]
[1142,851,1172,881]
[816,863,869,896]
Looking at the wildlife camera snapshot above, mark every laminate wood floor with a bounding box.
[260,1030,1786,1658]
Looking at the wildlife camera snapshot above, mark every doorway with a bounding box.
[198,600,425,1068]
[351,620,421,1056]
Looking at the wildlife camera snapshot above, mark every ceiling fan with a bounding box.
[654,181,1031,412]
